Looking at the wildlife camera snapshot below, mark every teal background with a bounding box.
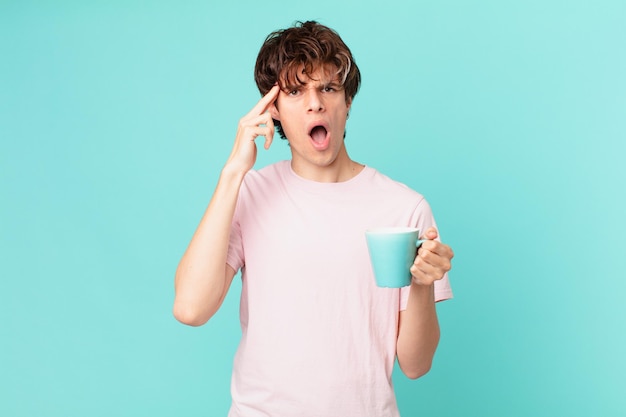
[1,0,624,416]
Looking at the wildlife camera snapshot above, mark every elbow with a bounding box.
[172,301,211,327]
[401,361,433,380]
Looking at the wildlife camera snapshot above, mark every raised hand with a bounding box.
[225,84,281,174]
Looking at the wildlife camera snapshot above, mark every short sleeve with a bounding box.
[400,198,453,310]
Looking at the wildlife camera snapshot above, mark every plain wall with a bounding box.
[2,0,625,416]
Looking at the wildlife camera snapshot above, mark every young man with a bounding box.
[174,21,454,417]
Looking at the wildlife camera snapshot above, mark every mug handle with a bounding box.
[416,239,426,248]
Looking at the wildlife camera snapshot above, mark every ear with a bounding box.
[346,96,352,111]
[269,102,280,121]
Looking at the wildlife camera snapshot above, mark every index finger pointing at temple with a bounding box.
[247,84,280,117]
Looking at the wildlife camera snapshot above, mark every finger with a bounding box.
[410,259,442,285]
[246,84,280,118]
[420,240,454,261]
[240,112,274,130]
[417,240,440,257]
[416,246,452,272]
[263,118,275,150]
[419,226,438,241]
[243,125,274,143]
[241,115,274,149]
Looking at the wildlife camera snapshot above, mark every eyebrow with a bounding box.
[323,81,342,89]
[283,80,343,91]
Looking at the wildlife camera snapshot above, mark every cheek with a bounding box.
[278,117,300,139]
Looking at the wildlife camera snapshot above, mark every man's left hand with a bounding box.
[409,227,454,286]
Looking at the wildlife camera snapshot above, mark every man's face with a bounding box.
[271,65,352,180]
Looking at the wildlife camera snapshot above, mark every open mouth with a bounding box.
[309,125,328,144]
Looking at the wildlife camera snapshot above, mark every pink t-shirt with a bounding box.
[226,161,452,417]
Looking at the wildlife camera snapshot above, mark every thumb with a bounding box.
[421,226,438,240]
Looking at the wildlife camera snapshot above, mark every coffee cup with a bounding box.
[365,227,425,288]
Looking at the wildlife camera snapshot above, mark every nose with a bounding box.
[306,89,324,112]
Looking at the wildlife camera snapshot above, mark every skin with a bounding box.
[269,68,362,182]
[173,67,454,380]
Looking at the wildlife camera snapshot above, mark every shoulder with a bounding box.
[242,161,289,187]
[365,166,425,203]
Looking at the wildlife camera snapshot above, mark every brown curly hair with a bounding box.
[254,21,361,138]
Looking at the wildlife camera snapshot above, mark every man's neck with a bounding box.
[290,152,364,183]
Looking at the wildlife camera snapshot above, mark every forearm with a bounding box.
[174,85,280,325]
[173,166,246,326]
[396,282,440,379]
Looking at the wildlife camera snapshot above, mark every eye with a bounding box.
[322,85,335,93]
